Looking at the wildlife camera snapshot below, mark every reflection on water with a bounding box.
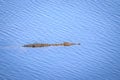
[0,0,120,80]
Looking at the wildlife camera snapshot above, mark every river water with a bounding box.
[0,0,120,80]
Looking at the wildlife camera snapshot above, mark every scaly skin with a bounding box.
[23,42,80,48]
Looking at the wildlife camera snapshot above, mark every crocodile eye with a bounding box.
[32,45,35,47]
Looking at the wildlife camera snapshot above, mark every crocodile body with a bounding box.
[23,42,80,48]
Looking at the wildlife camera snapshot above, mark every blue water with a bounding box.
[0,0,120,80]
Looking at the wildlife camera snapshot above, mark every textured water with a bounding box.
[0,0,120,80]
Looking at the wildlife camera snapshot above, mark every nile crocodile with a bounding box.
[23,42,80,48]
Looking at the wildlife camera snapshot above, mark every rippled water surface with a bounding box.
[0,0,120,80]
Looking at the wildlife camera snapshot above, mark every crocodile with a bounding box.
[23,42,80,48]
